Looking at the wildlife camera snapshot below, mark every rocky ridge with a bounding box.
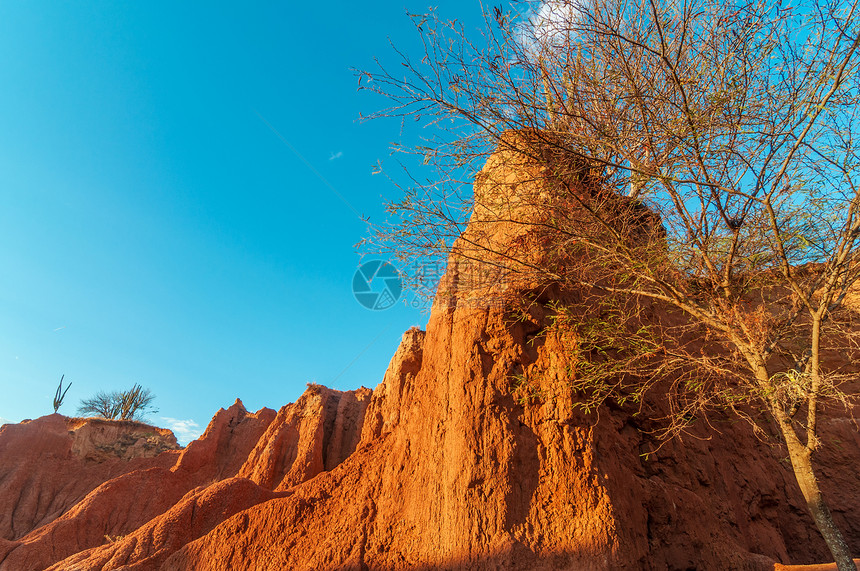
[1,136,859,570]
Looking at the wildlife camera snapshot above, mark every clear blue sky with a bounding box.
[0,1,486,443]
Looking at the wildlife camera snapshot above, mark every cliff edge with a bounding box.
[2,137,859,570]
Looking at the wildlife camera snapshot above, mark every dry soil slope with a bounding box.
[159,136,860,570]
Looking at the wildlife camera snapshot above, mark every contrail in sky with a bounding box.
[252,109,365,222]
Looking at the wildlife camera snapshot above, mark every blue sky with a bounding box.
[0,1,486,443]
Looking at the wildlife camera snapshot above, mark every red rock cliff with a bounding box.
[1,138,859,571]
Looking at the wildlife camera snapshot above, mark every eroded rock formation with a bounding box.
[1,136,859,570]
[0,414,179,544]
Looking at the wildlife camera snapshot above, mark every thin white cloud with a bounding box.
[0,417,12,426]
[160,417,203,445]
[53,326,66,332]
[529,1,584,52]
[329,151,343,161]
[512,0,585,60]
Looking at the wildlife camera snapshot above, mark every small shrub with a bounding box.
[77,384,157,421]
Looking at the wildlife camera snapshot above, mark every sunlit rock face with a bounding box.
[444,130,664,310]
[1,137,858,570]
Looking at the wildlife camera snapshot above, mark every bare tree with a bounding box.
[77,390,122,419]
[77,384,157,422]
[361,0,860,568]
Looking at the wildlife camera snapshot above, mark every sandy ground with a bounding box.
[775,559,860,570]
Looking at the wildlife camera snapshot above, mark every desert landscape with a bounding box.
[3,0,860,569]
[2,139,860,570]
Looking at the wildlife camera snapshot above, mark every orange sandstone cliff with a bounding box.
[1,139,859,570]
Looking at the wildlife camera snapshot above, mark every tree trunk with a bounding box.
[784,438,857,571]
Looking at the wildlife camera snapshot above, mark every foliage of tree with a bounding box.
[53,374,72,413]
[77,384,157,422]
[362,0,860,567]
